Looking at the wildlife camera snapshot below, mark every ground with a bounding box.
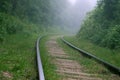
[46,36,102,80]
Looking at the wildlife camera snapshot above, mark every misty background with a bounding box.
[53,0,97,33]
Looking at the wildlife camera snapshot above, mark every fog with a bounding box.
[53,0,97,33]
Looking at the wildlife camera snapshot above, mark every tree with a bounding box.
[77,0,120,49]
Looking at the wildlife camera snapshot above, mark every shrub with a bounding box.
[0,13,23,42]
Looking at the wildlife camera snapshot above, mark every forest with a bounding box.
[0,0,68,42]
[0,0,68,79]
[77,0,120,49]
[0,0,120,80]
[1,0,120,48]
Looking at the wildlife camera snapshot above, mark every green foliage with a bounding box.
[64,36,120,68]
[57,37,120,79]
[77,0,120,49]
[40,36,60,80]
[102,25,120,49]
[0,0,67,26]
[0,13,44,43]
[0,0,67,42]
[0,0,51,24]
[0,0,68,79]
[0,13,23,42]
[0,34,38,80]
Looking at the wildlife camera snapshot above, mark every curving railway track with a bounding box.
[36,36,120,80]
[61,38,120,76]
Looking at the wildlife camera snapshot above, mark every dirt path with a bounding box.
[46,36,101,80]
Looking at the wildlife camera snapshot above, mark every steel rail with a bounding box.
[61,38,120,75]
[36,37,45,80]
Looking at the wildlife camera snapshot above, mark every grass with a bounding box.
[39,36,60,80]
[0,33,39,80]
[0,34,61,80]
[64,36,120,68]
[1,32,119,80]
[57,37,120,80]
[0,34,63,80]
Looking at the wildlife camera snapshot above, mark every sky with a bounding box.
[68,0,97,8]
[64,0,98,33]
[87,0,97,8]
[68,0,76,5]
[53,0,98,33]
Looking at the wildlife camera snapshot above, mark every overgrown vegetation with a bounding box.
[40,36,60,80]
[0,0,54,24]
[0,0,67,42]
[64,36,120,68]
[77,0,120,49]
[0,33,39,80]
[57,37,120,80]
[0,0,67,79]
[0,13,23,42]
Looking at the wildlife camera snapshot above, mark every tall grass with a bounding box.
[57,37,120,80]
[39,36,60,80]
[64,36,120,68]
[0,33,39,80]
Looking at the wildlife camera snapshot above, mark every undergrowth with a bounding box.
[57,37,120,80]
[0,33,39,80]
[64,36,120,68]
[39,36,60,80]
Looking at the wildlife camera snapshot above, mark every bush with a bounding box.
[0,13,23,42]
[77,8,120,49]
[101,25,120,49]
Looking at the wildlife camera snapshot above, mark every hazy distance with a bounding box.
[54,0,97,33]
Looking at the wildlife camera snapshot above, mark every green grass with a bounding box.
[64,36,120,68]
[39,36,60,80]
[57,37,120,80]
[0,34,62,80]
[0,33,39,80]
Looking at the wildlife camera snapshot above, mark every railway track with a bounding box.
[46,36,102,80]
[35,36,119,80]
[36,37,45,80]
[61,37,120,76]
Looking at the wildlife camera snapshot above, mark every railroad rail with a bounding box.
[61,38,120,75]
[36,37,45,80]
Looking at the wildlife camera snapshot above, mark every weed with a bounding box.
[57,37,120,80]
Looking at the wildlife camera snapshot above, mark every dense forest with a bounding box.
[77,0,120,49]
[0,0,68,42]
[0,0,68,79]
[0,0,120,79]
[1,0,120,49]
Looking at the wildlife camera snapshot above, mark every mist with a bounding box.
[53,0,97,34]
